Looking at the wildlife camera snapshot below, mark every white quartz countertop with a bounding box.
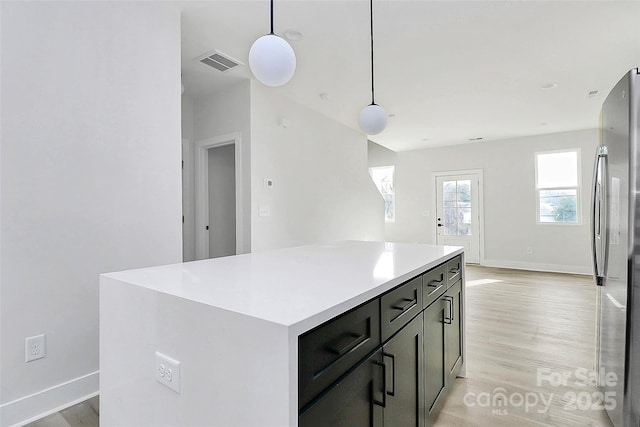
[102,241,463,334]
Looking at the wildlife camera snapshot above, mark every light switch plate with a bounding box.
[155,351,181,393]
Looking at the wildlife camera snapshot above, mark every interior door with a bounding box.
[435,174,480,263]
[208,144,237,258]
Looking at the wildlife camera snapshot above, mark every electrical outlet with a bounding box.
[155,351,181,393]
[258,206,270,217]
[526,247,534,255]
[25,334,46,362]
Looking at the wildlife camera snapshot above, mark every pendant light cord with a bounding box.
[370,0,375,105]
[270,0,275,34]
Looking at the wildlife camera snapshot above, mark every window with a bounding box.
[442,179,472,235]
[535,150,580,223]
[369,166,395,223]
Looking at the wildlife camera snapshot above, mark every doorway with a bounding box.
[195,133,243,260]
[208,144,236,257]
[434,170,484,264]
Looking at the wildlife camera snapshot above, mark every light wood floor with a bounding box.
[28,266,612,427]
[435,265,613,427]
[25,395,98,427]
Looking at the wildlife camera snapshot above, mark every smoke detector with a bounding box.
[198,50,243,72]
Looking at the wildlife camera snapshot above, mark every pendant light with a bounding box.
[359,0,387,135]
[249,0,297,87]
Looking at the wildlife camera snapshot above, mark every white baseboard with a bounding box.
[481,259,592,276]
[0,370,99,427]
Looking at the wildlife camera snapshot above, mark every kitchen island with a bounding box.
[100,241,465,426]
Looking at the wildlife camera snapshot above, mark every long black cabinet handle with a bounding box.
[373,361,387,408]
[325,332,368,358]
[428,279,444,287]
[427,280,444,296]
[443,297,453,324]
[391,297,417,312]
[383,352,396,397]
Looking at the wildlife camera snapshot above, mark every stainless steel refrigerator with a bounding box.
[592,68,640,427]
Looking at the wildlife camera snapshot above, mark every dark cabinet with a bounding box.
[383,313,425,427]
[299,350,384,427]
[298,299,380,410]
[446,256,462,286]
[298,254,464,427]
[422,264,447,308]
[424,297,447,422]
[424,278,463,426]
[445,280,463,381]
[381,275,422,341]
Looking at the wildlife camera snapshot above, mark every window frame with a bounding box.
[369,165,395,223]
[534,149,582,225]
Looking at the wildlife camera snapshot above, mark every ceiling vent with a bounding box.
[198,51,242,72]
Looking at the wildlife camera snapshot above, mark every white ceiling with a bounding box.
[180,0,640,152]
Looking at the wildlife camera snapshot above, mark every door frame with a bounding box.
[182,138,194,262]
[432,169,485,265]
[195,132,243,260]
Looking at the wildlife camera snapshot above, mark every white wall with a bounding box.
[368,141,398,236]
[185,80,386,257]
[250,82,385,251]
[368,140,397,168]
[208,145,236,258]
[0,2,182,425]
[387,129,598,274]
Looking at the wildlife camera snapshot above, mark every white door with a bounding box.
[208,144,236,258]
[435,173,482,263]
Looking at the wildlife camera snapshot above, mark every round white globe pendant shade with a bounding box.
[249,34,296,87]
[359,104,387,135]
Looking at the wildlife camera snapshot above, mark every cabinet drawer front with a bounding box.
[298,299,380,410]
[422,264,447,309]
[381,275,422,342]
[446,255,462,287]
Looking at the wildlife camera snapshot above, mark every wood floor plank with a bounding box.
[59,401,99,427]
[435,266,613,427]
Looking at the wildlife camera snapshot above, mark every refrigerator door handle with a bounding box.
[591,146,608,286]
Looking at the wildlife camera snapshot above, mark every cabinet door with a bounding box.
[424,298,447,421]
[299,350,384,427]
[444,280,463,381]
[383,313,424,427]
